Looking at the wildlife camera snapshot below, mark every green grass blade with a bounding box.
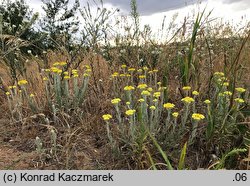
[178,142,187,170]
[148,132,174,170]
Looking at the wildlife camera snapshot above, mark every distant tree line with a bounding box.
[0,0,80,54]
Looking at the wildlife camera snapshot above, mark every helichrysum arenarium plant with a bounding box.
[5,62,92,122]
[101,65,248,169]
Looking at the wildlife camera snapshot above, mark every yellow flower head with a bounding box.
[44,69,51,72]
[56,69,62,74]
[18,79,28,86]
[120,74,126,77]
[157,82,162,85]
[50,67,60,73]
[126,102,131,105]
[163,102,175,110]
[63,71,69,75]
[153,92,161,98]
[53,62,60,66]
[172,112,179,118]
[5,92,10,96]
[214,72,225,76]
[73,74,79,78]
[102,114,112,121]
[111,98,121,105]
[111,72,119,77]
[125,109,136,116]
[181,96,194,104]
[139,75,146,79]
[43,77,48,81]
[121,64,127,68]
[64,75,70,80]
[141,90,151,96]
[30,93,35,98]
[126,74,131,77]
[153,99,158,102]
[85,65,90,69]
[143,66,149,71]
[72,69,78,74]
[223,82,229,87]
[149,106,156,110]
[192,113,205,121]
[124,86,135,91]
[83,73,90,77]
[85,68,92,73]
[8,86,17,89]
[235,87,246,93]
[138,98,145,103]
[192,90,200,96]
[204,99,211,104]
[148,71,153,74]
[153,69,158,73]
[128,68,136,72]
[223,91,232,96]
[147,87,153,92]
[137,69,143,73]
[192,91,199,96]
[182,86,191,91]
[137,84,148,89]
[234,98,244,103]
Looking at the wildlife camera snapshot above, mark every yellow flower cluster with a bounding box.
[223,91,232,96]
[53,62,67,66]
[102,114,112,121]
[234,98,244,103]
[18,79,28,85]
[182,86,191,90]
[149,106,156,110]
[147,87,153,92]
[204,99,211,104]
[192,91,199,96]
[128,68,136,72]
[235,87,246,93]
[64,75,70,80]
[181,97,194,104]
[172,112,179,118]
[72,69,79,78]
[138,98,145,102]
[163,103,175,109]
[139,75,146,79]
[112,72,119,77]
[141,90,151,96]
[111,98,121,104]
[137,84,147,89]
[214,72,225,76]
[124,86,135,91]
[125,109,136,116]
[8,86,16,89]
[153,92,161,98]
[51,67,61,73]
[192,113,205,121]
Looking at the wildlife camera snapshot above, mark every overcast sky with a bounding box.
[27,0,250,35]
[27,0,250,15]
